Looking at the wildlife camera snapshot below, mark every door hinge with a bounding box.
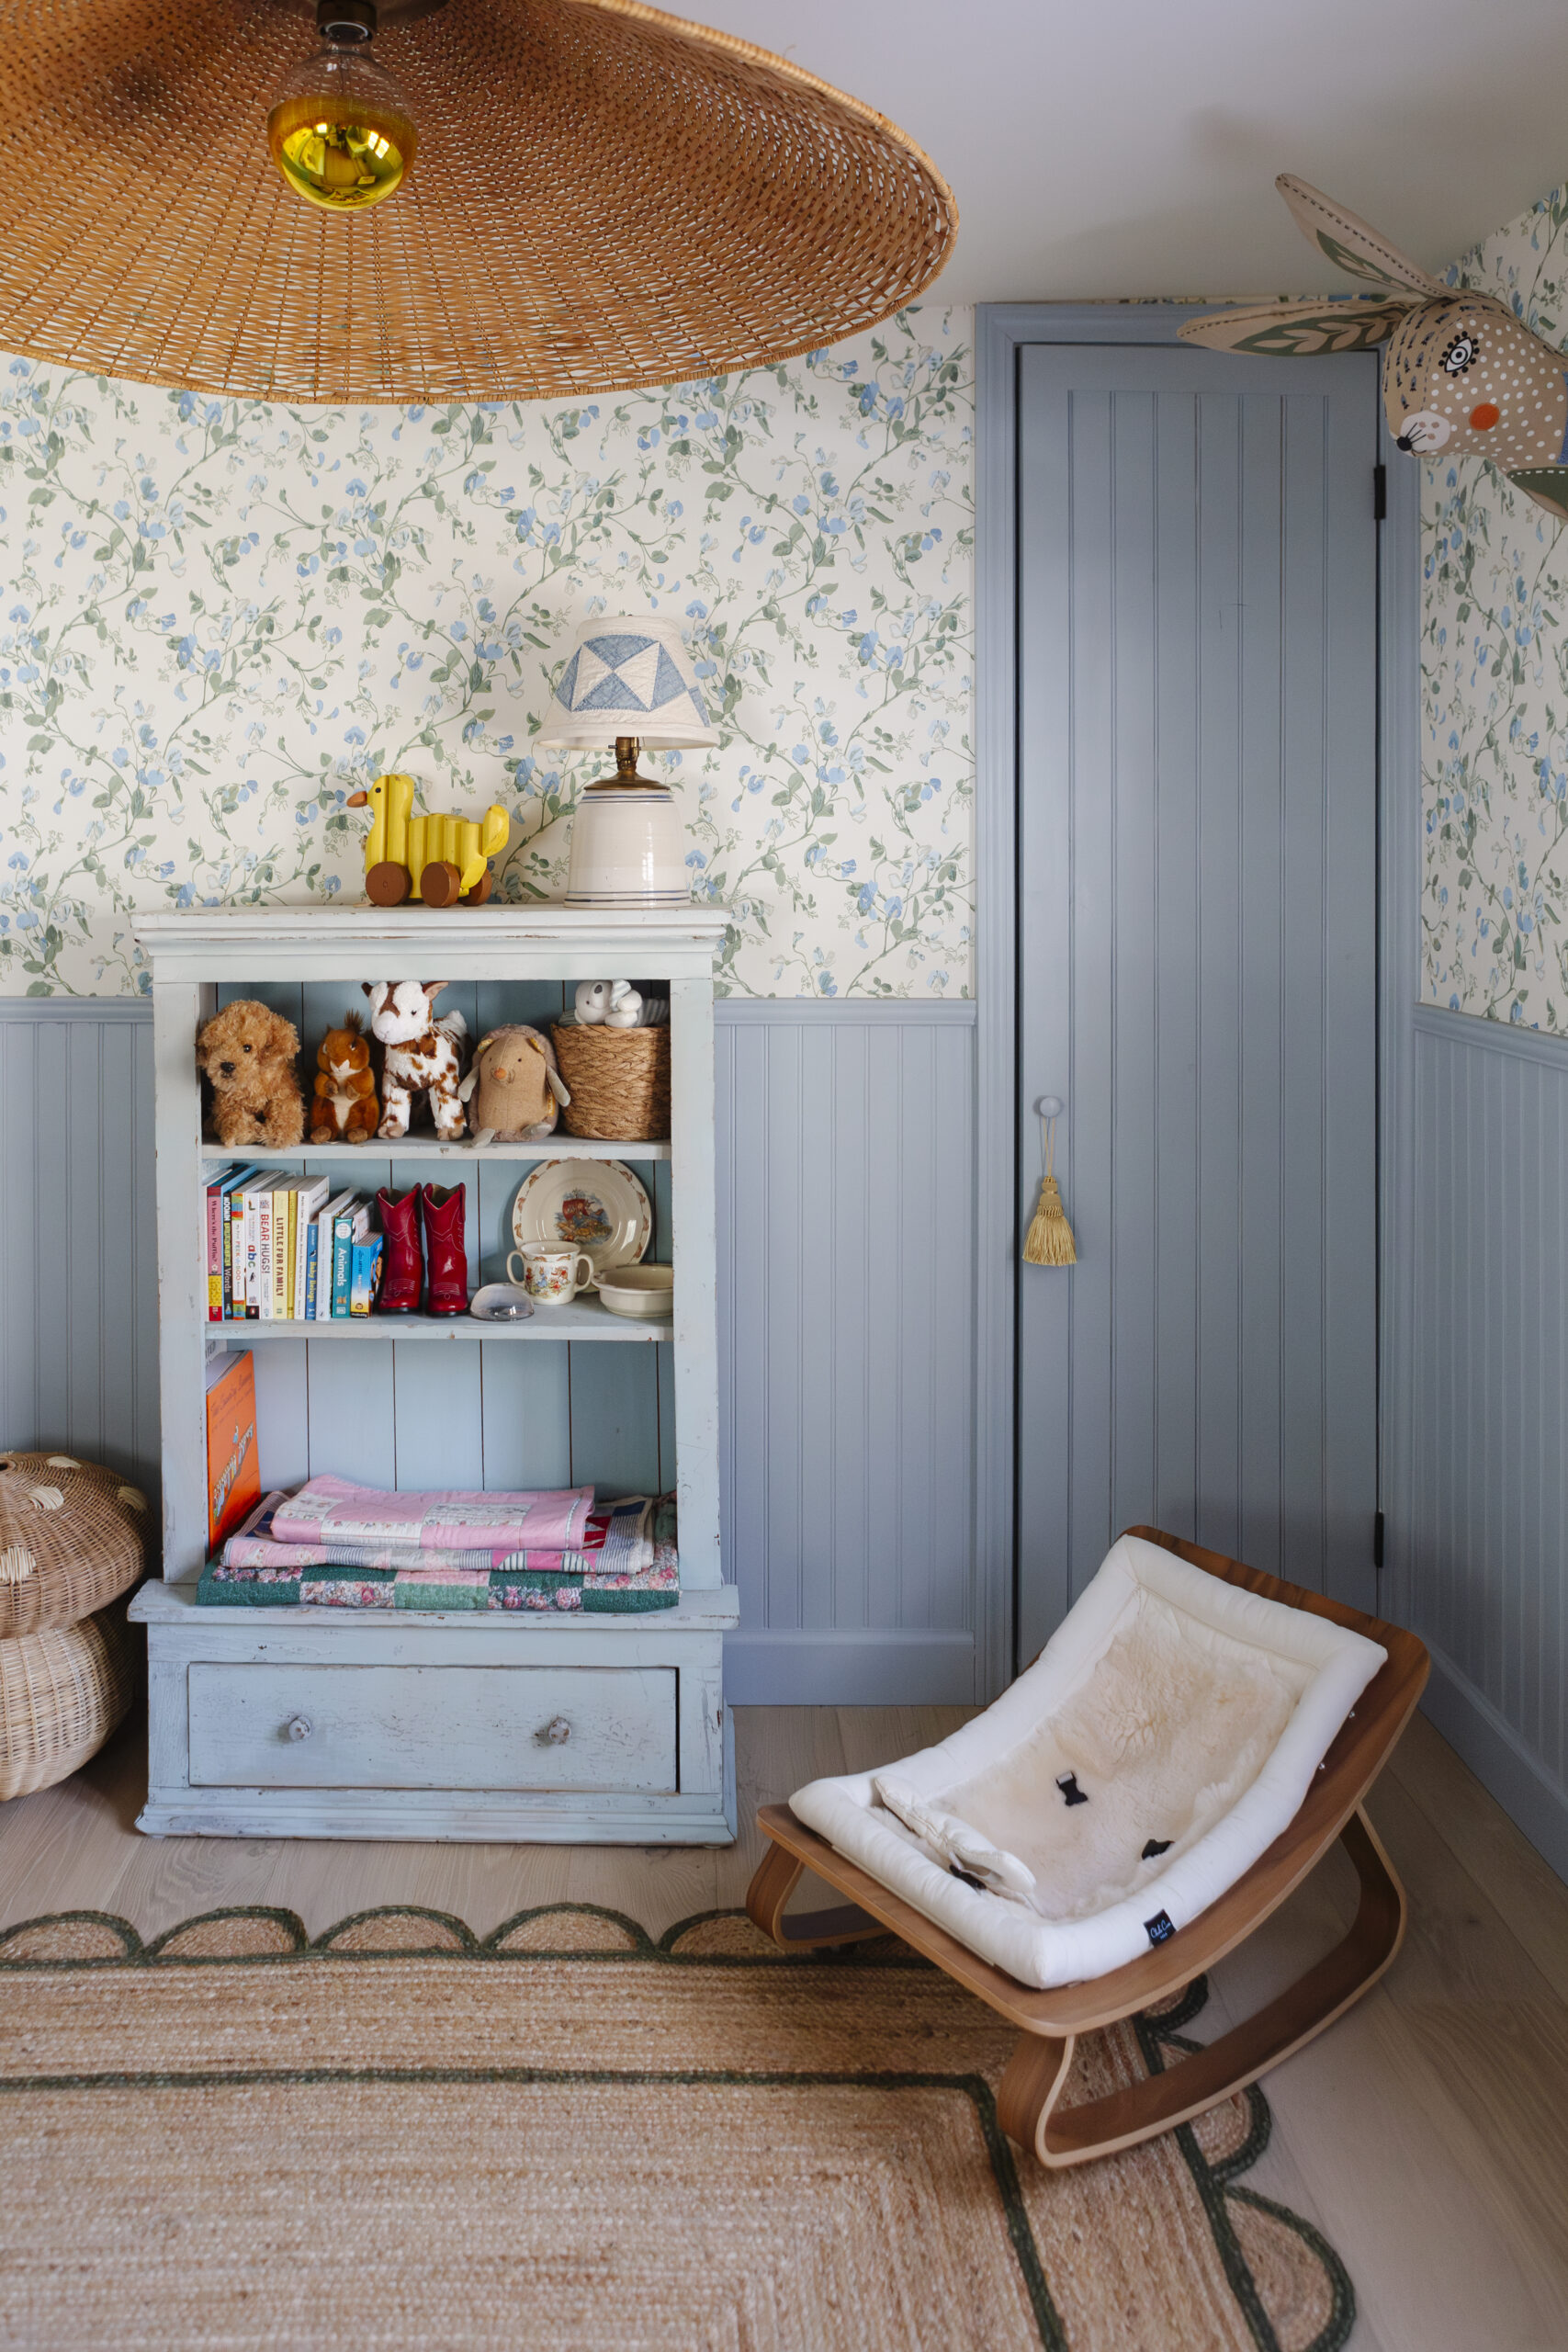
[1373,464,1387,522]
[1372,1510,1385,1568]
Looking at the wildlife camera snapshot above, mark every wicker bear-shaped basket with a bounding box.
[0,1451,146,1638]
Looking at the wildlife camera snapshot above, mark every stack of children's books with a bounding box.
[206,1166,385,1322]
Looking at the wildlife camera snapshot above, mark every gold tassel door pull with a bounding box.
[1024,1097,1077,1267]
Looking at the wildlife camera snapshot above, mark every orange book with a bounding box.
[206,1351,261,1555]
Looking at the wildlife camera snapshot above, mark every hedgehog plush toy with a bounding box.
[458,1025,570,1145]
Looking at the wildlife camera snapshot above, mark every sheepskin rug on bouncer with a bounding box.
[790,1533,1386,1990]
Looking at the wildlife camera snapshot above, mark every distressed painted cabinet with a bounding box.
[128,905,739,1841]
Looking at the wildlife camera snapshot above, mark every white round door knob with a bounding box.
[544,1716,571,1745]
[286,1715,312,1742]
[1036,1095,1066,1119]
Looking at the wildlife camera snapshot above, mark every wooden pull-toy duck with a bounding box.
[345,773,510,909]
[1180,176,1568,526]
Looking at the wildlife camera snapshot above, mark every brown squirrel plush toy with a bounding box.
[310,1011,379,1145]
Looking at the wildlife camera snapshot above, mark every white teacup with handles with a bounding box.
[509,1241,598,1306]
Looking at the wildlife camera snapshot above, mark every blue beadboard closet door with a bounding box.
[1016,341,1380,1660]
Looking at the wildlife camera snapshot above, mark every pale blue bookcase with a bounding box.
[128,904,739,1842]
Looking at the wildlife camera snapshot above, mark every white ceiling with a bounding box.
[694,0,1568,300]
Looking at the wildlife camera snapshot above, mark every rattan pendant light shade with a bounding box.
[0,0,957,403]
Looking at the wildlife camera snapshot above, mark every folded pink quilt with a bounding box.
[220,1493,614,1575]
[268,1475,595,1554]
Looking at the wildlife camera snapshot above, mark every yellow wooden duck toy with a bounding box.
[344,774,509,908]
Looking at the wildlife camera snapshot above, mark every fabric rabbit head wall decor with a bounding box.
[1179,176,1568,526]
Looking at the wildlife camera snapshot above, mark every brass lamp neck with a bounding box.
[613,735,643,779]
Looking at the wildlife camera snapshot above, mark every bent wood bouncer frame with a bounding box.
[746,1527,1429,2169]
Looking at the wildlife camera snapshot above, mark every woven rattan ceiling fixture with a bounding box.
[0,0,957,404]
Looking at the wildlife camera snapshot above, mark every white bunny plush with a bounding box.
[1180,175,1568,526]
[575,978,644,1026]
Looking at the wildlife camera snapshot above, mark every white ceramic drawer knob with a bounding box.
[544,1716,571,1745]
[286,1715,313,1743]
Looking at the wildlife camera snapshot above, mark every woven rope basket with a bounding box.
[0,1453,146,1638]
[551,1021,671,1142]
[0,1601,136,1801]
[0,0,956,404]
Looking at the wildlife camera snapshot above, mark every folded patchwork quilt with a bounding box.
[219,1493,615,1575]
[268,1473,595,1554]
[199,1495,677,1612]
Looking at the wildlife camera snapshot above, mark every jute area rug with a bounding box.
[0,1902,1353,2352]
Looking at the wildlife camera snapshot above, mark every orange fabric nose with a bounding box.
[1469,402,1501,431]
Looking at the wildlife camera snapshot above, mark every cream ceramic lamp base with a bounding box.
[565,776,691,909]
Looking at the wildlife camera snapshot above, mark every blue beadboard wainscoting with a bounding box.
[0,1001,160,1505]
[1384,1003,1568,1877]
[0,994,979,1705]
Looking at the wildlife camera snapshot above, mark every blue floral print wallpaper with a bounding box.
[1425,187,1568,1028]
[0,310,972,998]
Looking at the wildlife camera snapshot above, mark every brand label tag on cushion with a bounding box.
[1145,1909,1177,1946]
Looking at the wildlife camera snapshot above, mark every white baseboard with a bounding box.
[1421,1644,1568,1884]
[725,1628,976,1706]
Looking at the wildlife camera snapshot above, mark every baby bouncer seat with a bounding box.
[746,1527,1428,2168]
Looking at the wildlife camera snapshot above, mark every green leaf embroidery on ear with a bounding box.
[1232,312,1401,356]
[1315,228,1403,287]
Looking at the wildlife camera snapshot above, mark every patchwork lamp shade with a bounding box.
[538,619,719,909]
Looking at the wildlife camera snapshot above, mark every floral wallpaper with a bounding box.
[0,311,973,998]
[1424,187,1568,1027]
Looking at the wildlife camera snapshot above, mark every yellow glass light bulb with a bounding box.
[266,44,417,212]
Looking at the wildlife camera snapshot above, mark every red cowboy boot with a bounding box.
[375,1186,423,1313]
[421,1182,468,1316]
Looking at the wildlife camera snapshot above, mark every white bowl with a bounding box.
[597,1264,673,1320]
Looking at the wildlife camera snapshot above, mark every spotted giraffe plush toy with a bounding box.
[362,981,468,1142]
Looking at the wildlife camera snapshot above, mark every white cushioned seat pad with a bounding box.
[789,1535,1385,1990]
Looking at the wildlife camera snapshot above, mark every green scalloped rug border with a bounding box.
[0,1901,1355,2352]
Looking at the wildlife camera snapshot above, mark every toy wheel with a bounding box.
[461,866,494,907]
[367,861,410,907]
[420,859,462,908]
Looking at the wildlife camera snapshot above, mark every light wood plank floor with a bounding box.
[3,1702,1565,2352]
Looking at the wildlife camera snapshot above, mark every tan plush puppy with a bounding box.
[310,1010,379,1145]
[196,1000,306,1148]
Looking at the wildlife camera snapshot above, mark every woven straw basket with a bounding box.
[0,1448,146,1636]
[0,1451,146,1638]
[551,1023,671,1143]
[0,1602,136,1801]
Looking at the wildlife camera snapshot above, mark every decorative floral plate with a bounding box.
[510,1159,651,1281]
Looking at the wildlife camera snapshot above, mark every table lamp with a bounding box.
[537,617,720,907]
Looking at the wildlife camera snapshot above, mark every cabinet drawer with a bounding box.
[187,1662,676,1792]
